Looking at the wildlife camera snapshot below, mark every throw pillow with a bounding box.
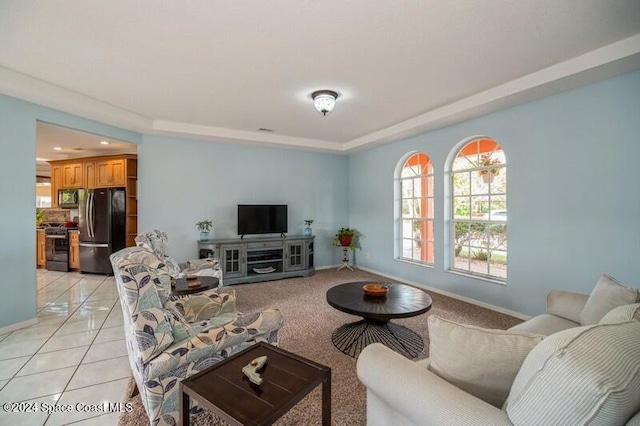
[599,303,640,324]
[505,321,640,425]
[427,315,544,408]
[579,274,639,325]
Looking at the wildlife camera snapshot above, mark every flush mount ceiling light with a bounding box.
[311,90,339,116]
[100,140,110,145]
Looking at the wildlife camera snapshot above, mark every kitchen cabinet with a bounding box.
[69,230,80,269]
[36,230,46,267]
[50,165,62,208]
[62,162,83,188]
[83,161,95,189]
[96,158,126,187]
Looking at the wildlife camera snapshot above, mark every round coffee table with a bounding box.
[326,281,432,358]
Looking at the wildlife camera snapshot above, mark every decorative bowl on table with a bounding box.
[362,284,388,297]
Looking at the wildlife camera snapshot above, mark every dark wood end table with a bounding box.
[171,275,219,296]
[326,281,433,358]
[180,342,331,426]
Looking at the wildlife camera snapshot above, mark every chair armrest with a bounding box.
[546,290,589,323]
[357,344,512,426]
[147,308,284,378]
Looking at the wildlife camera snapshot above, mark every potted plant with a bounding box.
[477,154,501,183]
[196,220,213,241]
[334,227,356,249]
[303,219,314,237]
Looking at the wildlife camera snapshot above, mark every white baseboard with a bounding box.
[355,265,530,320]
[316,264,342,271]
[0,318,39,335]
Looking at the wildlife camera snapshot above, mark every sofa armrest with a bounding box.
[168,289,237,322]
[357,344,512,426]
[147,309,284,378]
[546,290,589,323]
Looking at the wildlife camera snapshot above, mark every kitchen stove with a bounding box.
[45,226,70,271]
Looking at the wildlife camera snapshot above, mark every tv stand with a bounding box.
[197,235,314,285]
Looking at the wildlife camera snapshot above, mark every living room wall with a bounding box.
[348,70,640,316]
[137,135,349,266]
[0,94,141,329]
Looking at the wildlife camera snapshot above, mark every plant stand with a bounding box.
[337,247,353,271]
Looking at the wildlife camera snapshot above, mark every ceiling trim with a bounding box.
[1,34,639,154]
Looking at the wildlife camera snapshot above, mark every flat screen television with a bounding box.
[238,204,288,236]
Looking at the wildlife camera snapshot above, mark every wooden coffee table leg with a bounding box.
[180,388,190,426]
[322,370,331,426]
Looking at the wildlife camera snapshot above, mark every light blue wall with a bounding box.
[348,70,640,316]
[138,135,349,266]
[0,95,141,329]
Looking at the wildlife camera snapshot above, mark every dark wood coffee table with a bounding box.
[171,275,219,296]
[180,342,331,426]
[326,281,432,358]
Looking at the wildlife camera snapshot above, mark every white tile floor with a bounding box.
[0,269,129,425]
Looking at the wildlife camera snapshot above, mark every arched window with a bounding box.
[450,138,507,280]
[396,152,434,265]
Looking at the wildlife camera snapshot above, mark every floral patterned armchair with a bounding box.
[135,229,223,286]
[110,242,284,426]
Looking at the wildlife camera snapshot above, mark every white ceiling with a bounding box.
[2,1,640,153]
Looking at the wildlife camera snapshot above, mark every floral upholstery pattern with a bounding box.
[135,230,223,285]
[110,241,284,426]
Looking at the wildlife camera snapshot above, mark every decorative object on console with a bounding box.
[242,356,268,385]
[311,90,339,116]
[196,220,213,241]
[304,219,314,237]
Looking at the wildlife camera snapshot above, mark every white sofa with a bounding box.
[357,275,640,426]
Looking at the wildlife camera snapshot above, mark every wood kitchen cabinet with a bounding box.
[36,230,46,267]
[83,161,95,189]
[69,230,80,269]
[62,162,83,188]
[96,158,126,187]
[50,165,62,207]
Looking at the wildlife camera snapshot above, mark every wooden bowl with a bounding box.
[363,284,388,297]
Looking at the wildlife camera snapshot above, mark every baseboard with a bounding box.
[0,318,39,335]
[316,264,342,271]
[355,265,530,320]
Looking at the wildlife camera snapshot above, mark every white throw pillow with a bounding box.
[427,315,544,408]
[579,274,639,325]
[505,321,640,425]
[599,303,640,324]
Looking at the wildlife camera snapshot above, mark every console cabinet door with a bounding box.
[284,240,306,271]
[221,244,246,278]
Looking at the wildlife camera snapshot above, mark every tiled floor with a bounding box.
[0,269,129,425]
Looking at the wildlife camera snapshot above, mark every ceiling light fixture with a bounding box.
[53,147,62,151]
[311,90,339,116]
[100,140,110,145]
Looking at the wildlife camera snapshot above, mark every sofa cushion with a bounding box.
[427,315,544,408]
[579,275,639,325]
[505,321,640,425]
[599,303,640,325]
[509,313,578,336]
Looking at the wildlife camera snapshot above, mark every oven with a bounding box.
[45,228,70,272]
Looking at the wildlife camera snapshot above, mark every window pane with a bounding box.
[490,195,507,215]
[401,179,413,198]
[453,197,470,220]
[402,220,412,239]
[402,238,413,258]
[489,224,507,250]
[413,178,423,197]
[471,195,489,218]
[490,250,507,278]
[402,200,413,219]
[425,176,434,196]
[453,172,470,196]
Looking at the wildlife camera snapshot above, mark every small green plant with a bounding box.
[335,227,355,238]
[304,219,314,226]
[36,210,45,226]
[333,227,357,250]
[196,220,213,232]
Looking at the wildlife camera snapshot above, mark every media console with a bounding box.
[197,235,315,285]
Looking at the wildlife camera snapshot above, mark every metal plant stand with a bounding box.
[337,247,353,271]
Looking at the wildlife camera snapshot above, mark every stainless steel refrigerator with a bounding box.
[78,188,126,274]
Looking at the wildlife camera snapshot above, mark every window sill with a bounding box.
[395,258,434,269]
[446,269,507,286]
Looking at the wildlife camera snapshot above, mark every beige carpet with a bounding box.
[119,268,521,425]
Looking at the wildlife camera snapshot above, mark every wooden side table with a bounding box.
[180,342,331,425]
[171,275,219,296]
